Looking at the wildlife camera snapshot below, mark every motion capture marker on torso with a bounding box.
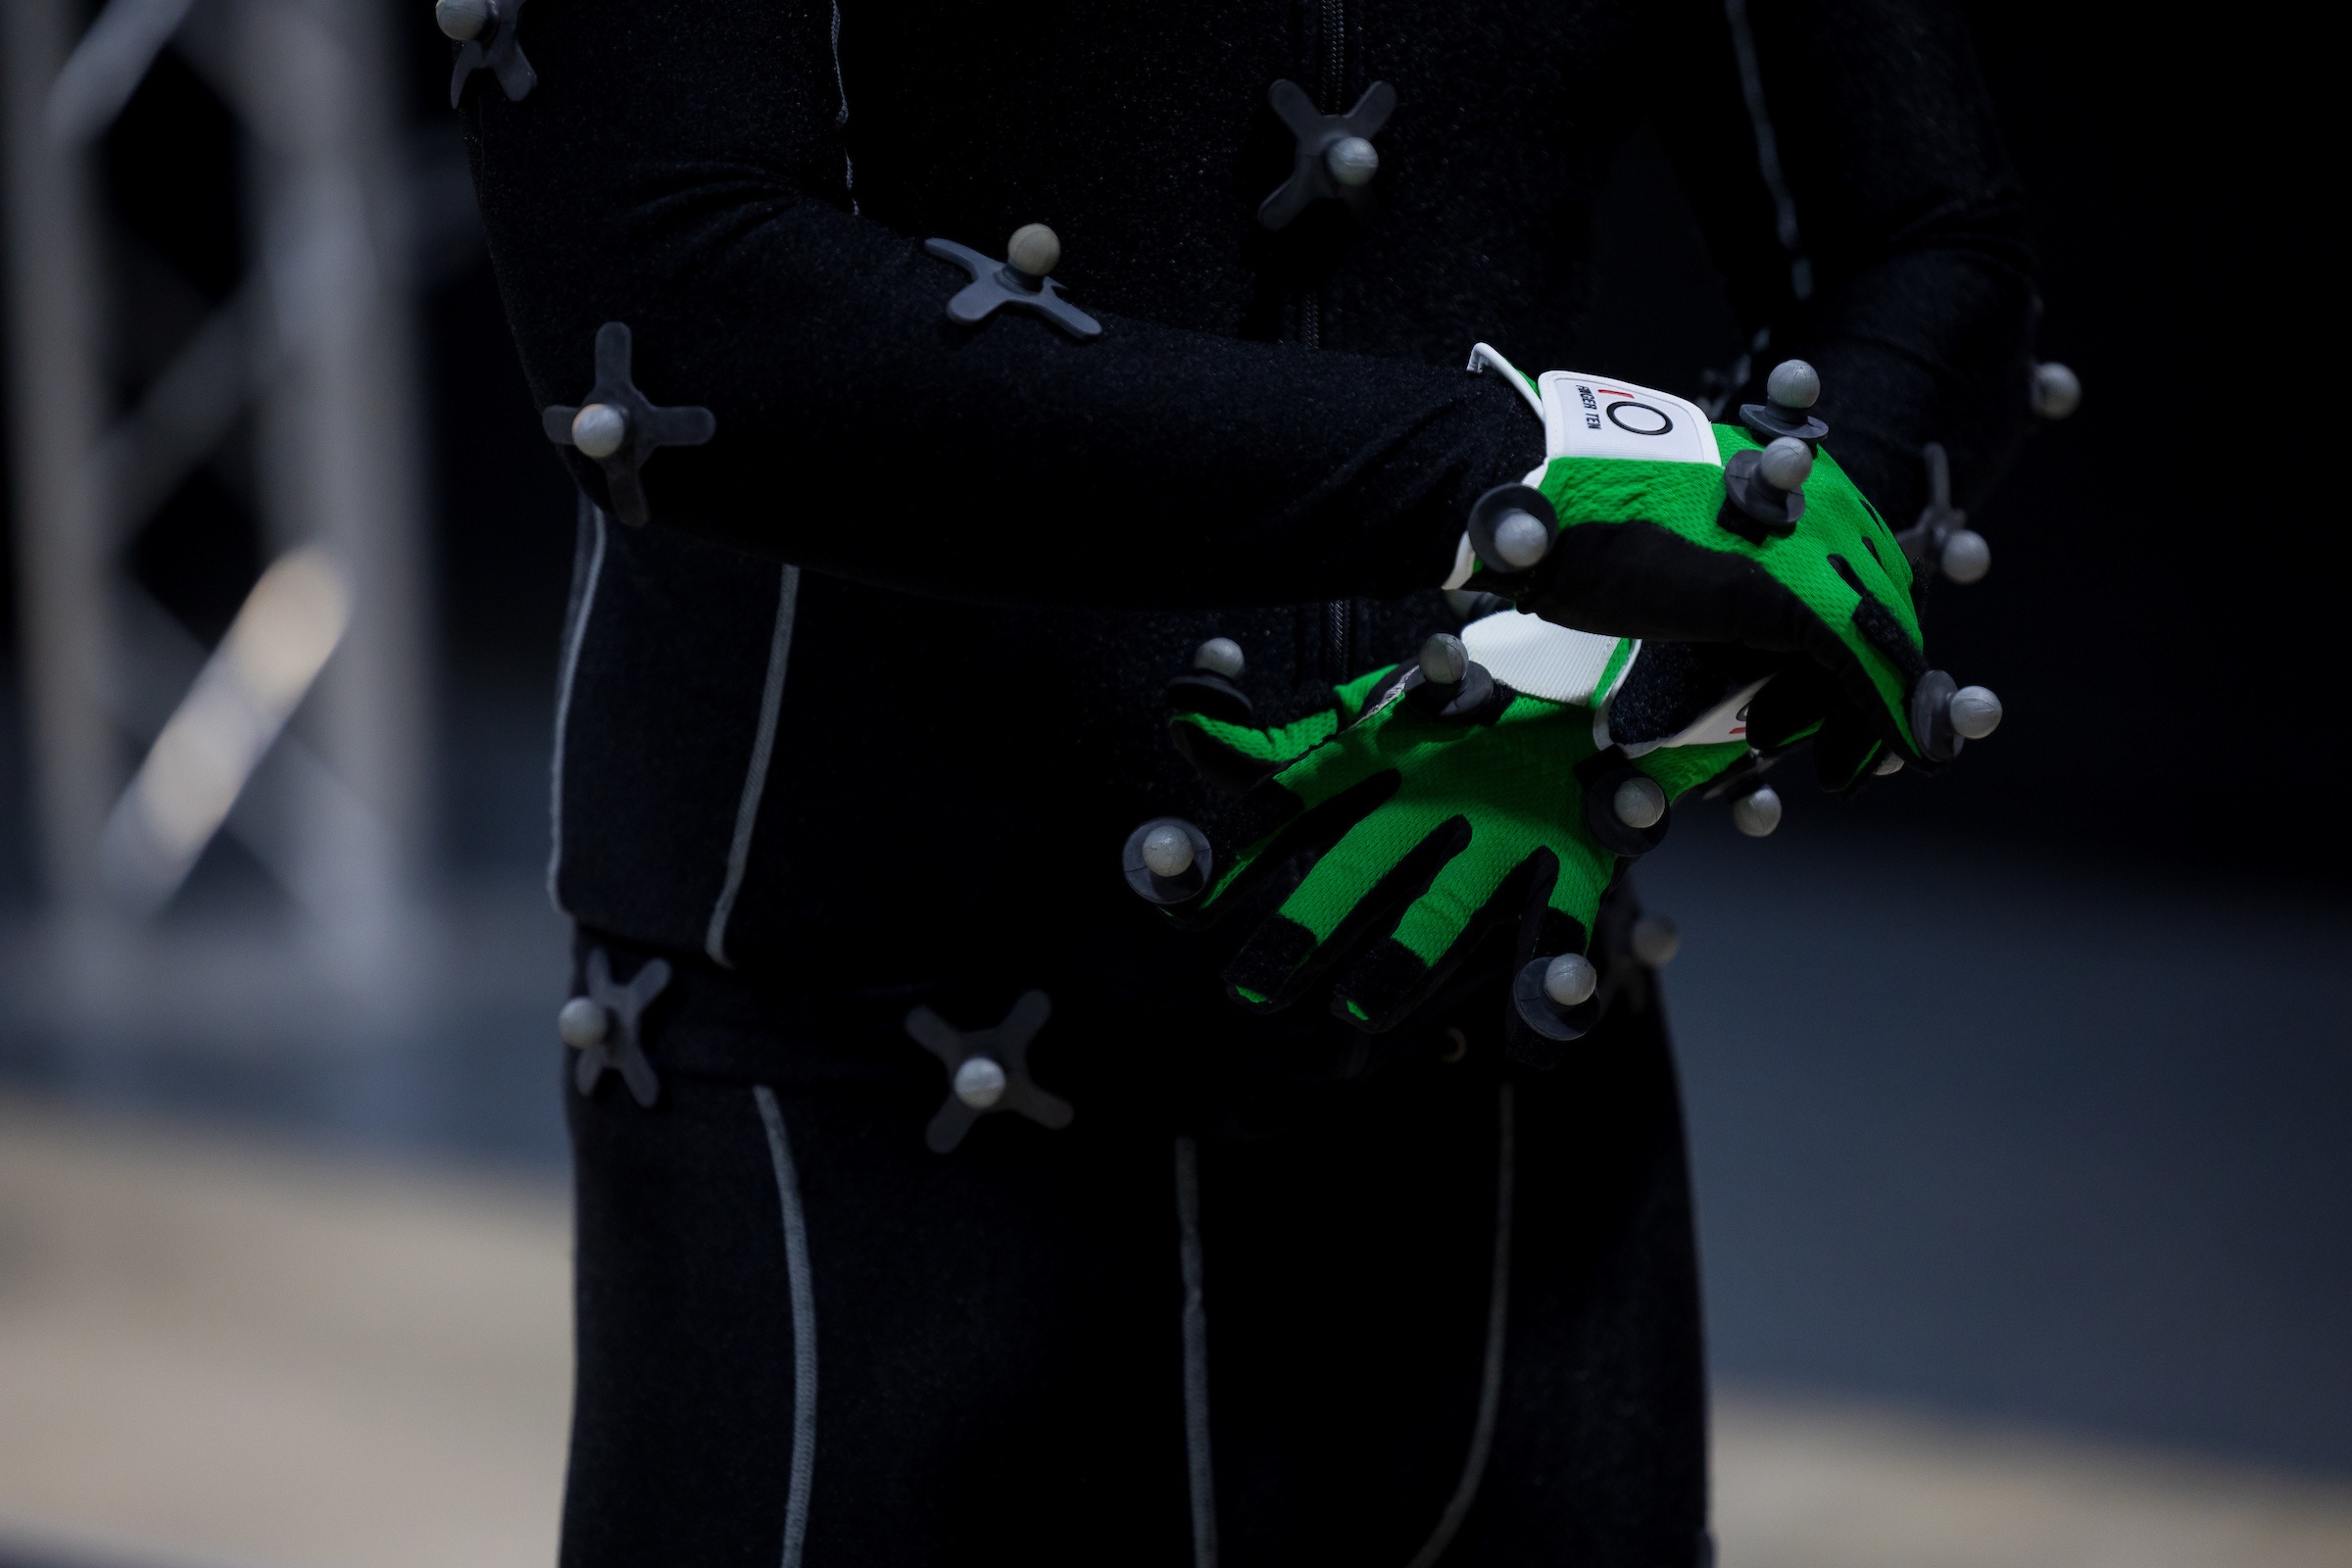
[923,225,1102,340]
[1124,817,1214,904]
[440,0,536,106]
[906,991,1073,1153]
[1257,79,1396,229]
[542,321,717,527]
[2032,362,2082,419]
[565,948,671,1107]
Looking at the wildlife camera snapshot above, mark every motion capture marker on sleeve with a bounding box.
[1193,638,1246,679]
[1125,817,1214,904]
[542,322,716,527]
[442,0,535,106]
[1512,955,1600,1043]
[1874,753,1905,776]
[923,227,1103,341]
[1739,358,1830,444]
[567,948,670,1108]
[1630,914,1681,968]
[2032,362,2082,420]
[906,990,1072,1153]
[1257,78,1396,229]
[1730,783,1783,837]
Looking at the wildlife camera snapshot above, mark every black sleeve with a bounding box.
[1654,0,2038,525]
[459,0,1536,610]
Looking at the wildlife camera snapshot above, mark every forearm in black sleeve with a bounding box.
[459,0,1535,609]
[1656,0,2039,524]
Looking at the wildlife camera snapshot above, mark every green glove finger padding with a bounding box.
[1182,663,1746,1032]
[1524,427,1932,760]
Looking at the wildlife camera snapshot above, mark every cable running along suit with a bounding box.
[456,0,2036,1561]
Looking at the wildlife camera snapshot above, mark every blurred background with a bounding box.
[0,2,2340,1565]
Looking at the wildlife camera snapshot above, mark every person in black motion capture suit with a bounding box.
[442,0,2042,1559]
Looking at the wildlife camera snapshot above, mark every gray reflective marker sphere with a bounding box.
[1949,685,2003,740]
[1418,632,1469,687]
[1141,823,1196,879]
[1631,914,1682,968]
[1193,637,1246,679]
[1758,435,1814,491]
[1543,953,1598,1007]
[571,403,628,460]
[1006,223,1061,277]
[558,997,609,1049]
[953,1055,1008,1110]
[1491,509,1550,569]
[1731,784,1783,838]
[1613,774,1667,831]
[1940,527,1991,584]
[436,0,491,41]
[1874,753,1905,776]
[1326,135,1381,187]
[2032,362,2082,420]
[1767,359,1821,411]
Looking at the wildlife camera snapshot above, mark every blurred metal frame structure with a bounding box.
[3,0,432,1035]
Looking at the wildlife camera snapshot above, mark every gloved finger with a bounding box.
[1190,761,1397,919]
[1220,809,1468,1011]
[1328,833,1535,1032]
[1170,705,1340,795]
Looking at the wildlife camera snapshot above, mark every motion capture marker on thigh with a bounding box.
[923,226,1103,340]
[1739,358,1830,444]
[1730,782,1783,837]
[906,991,1073,1153]
[1631,914,1681,967]
[2032,361,2082,419]
[1512,955,1600,1043]
[566,948,670,1107]
[441,0,536,106]
[1125,817,1214,904]
[542,322,716,526]
[1257,78,1396,229]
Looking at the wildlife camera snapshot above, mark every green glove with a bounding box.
[1125,634,1744,1054]
[1454,346,2000,781]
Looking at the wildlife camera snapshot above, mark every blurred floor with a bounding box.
[5,1095,2351,1568]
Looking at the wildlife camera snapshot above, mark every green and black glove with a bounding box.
[1451,347,2002,787]
[1123,634,1745,1060]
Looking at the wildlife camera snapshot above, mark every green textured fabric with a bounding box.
[1170,667,1743,1030]
[1501,422,1927,761]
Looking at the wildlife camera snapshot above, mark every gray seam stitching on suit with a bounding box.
[707,564,801,966]
[545,498,608,916]
[1176,1135,1218,1568]
[829,2,857,213]
[756,1085,819,1568]
[1401,1081,1517,1568]
[1724,0,1813,301]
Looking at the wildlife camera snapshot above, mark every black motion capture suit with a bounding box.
[456,0,2034,1560]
